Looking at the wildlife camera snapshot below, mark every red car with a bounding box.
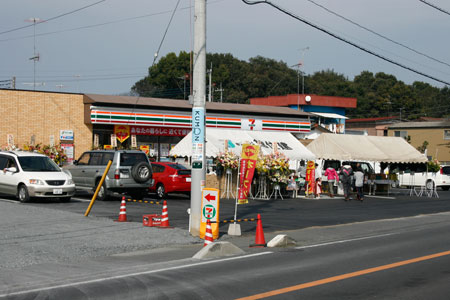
[149,162,191,198]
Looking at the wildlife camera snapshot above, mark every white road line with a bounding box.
[295,233,396,250]
[0,251,273,297]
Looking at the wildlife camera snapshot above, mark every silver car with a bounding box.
[0,151,76,202]
[63,150,153,200]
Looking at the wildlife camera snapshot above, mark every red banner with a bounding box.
[130,126,189,136]
[305,160,315,195]
[238,144,260,204]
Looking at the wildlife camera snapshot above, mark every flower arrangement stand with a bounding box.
[221,168,235,199]
[254,174,269,200]
[269,184,283,200]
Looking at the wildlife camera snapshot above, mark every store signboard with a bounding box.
[130,126,190,136]
[60,130,74,141]
[200,188,220,239]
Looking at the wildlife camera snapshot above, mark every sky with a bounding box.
[1,0,450,96]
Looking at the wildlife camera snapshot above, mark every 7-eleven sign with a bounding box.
[241,118,262,131]
[200,188,220,239]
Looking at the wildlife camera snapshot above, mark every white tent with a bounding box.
[170,128,316,161]
[306,133,427,163]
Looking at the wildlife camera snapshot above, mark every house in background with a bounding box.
[387,120,450,164]
[345,116,401,136]
[250,94,356,135]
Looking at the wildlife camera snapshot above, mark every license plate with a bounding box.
[121,173,129,179]
[186,178,191,182]
[53,189,63,195]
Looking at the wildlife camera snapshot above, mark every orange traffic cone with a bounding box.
[160,200,170,227]
[204,219,214,247]
[117,196,127,222]
[250,214,266,247]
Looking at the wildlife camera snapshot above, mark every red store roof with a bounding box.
[250,94,357,108]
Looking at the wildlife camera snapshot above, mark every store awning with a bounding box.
[310,112,348,119]
[306,133,427,163]
[170,128,315,161]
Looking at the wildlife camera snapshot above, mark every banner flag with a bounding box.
[238,144,260,204]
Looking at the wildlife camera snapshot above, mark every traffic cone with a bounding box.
[204,219,214,247]
[117,196,127,222]
[160,200,170,227]
[250,214,266,247]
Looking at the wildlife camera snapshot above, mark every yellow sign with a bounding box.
[200,188,220,240]
[103,145,113,150]
[114,125,130,143]
[140,145,150,155]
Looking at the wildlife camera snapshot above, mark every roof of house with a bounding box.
[250,94,357,108]
[84,94,312,118]
[346,116,399,123]
[388,121,450,129]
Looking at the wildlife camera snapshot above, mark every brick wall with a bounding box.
[0,89,92,159]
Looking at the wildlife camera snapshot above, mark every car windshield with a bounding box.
[18,156,61,172]
[442,166,450,175]
[120,153,148,166]
[167,163,188,170]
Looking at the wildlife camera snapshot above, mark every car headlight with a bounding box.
[67,178,74,185]
[29,179,44,185]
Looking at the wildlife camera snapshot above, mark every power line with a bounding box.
[241,0,450,86]
[0,0,106,36]
[418,0,450,16]
[305,0,450,68]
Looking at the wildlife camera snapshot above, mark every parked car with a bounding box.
[63,150,153,200]
[0,151,76,202]
[149,162,191,199]
[396,164,450,190]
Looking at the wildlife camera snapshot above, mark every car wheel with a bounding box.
[96,181,110,201]
[426,180,435,190]
[18,185,31,203]
[131,162,152,183]
[156,184,166,199]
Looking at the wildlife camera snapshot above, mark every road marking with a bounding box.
[236,250,450,300]
[295,232,395,250]
[0,251,273,297]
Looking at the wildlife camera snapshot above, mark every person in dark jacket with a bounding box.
[339,163,353,201]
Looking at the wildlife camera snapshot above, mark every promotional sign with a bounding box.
[130,126,190,137]
[238,144,260,204]
[140,145,150,155]
[59,130,74,141]
[305,160,316,195]
[200,188,220,239]
[131,134,137,148]
[110,134,117,147]
[7,134,14,147]
[61,144,74,164]
[93,134,99,148]
[114,125,130,143]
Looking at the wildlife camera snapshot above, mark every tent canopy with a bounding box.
[170,128,316,161]
[306,133,427,163]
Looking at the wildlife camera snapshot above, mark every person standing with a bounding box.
[354,167,365,201]
[339,163,353,201]
[324,166,338,197]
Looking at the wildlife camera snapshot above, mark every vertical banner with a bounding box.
[131,134,137,148]
[93,134,99,148]
[305,160,316,195]
[110,134,117,147]
[238,144,260,204]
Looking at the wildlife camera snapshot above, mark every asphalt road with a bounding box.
[2,189,450,299]
[25,188,450,236]
[3,208,450,299]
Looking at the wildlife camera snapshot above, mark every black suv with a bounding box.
[63,150,153,200]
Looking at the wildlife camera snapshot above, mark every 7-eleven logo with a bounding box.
[248,119,256,130]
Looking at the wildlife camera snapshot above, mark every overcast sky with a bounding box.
[1,0,449,95]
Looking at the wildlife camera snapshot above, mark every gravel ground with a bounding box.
[0,201,200,270]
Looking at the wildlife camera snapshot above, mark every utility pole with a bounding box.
[12,77,16,89]
[207,62,212,102]
[190,0,207,237]
[26,17,41,91]
[216,82,224,102]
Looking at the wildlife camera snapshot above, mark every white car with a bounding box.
[0,151,76,202]
[397,165,450,191]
